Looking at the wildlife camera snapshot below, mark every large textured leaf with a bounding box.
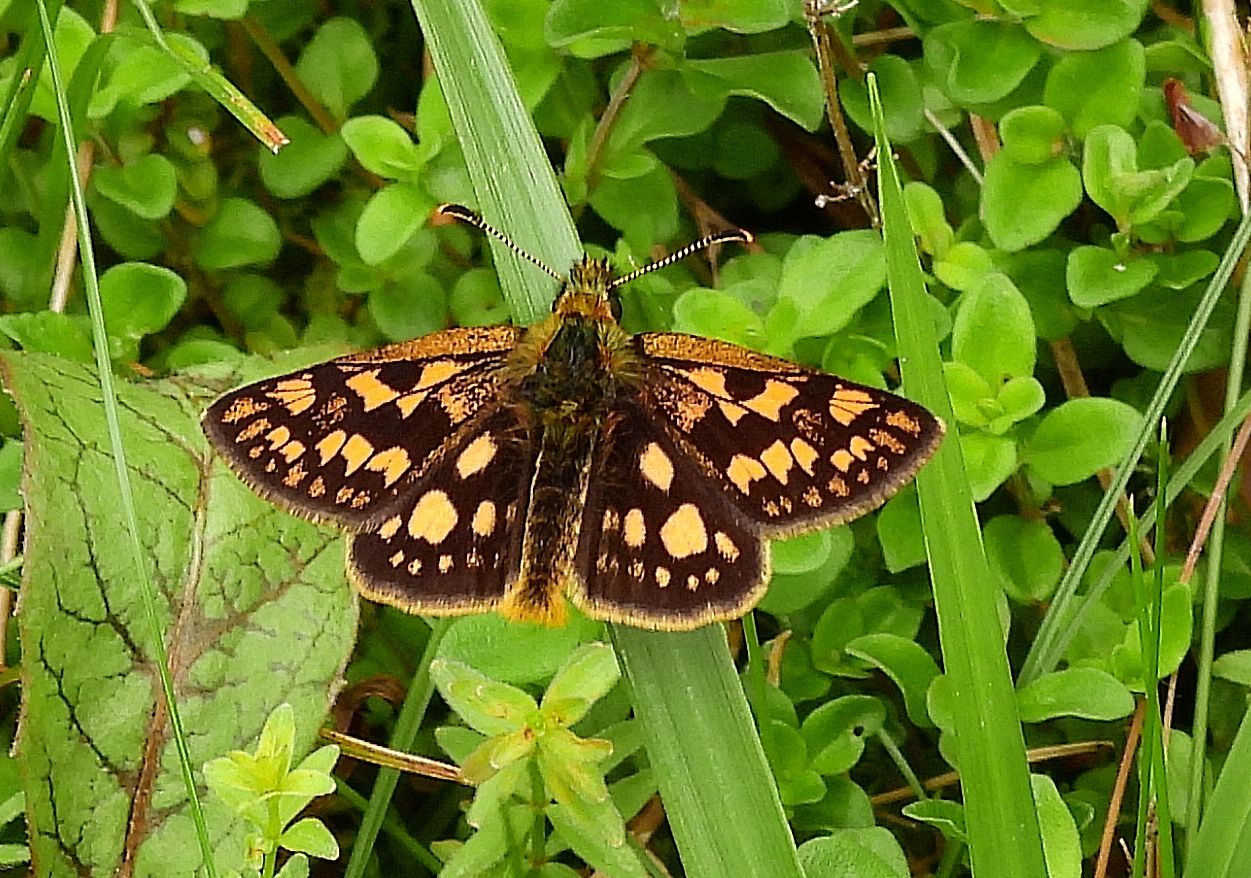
[1,353,358,877]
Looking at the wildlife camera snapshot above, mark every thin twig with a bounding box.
[1093,699,1144,878]
[1181,413,1251,582]
[584,45,650,190]
[239,15,338,134]
[924,108,983,184]
[804,0,879,226]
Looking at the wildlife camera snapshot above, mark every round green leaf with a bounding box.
[776,232,885,341]
[952,272,1037,382]
[259,116,349,199]
[876,486,924,573]
[1024,397,1144,485]
[1017,667,1134,722]
[341,115,424,181]
[1023,0,1148,50]
[677,0,790,34]
[369,273,447,342]
[999,105,1067,165]
[100,262,187,339]
[960,432,1018,501]
[924,20,1041,106]
[1150,250,1219,289]
[800,696,884,776]
[93,154,178,220]
[672,288,765,348]
[1043,39,1145,136]
[981,153,1082,252]
[983,515,1064,603]
[1066,246,1158,308]
[1172,175,1237,243]
[195,198,282,269]
[844,633,939,729]
[1031,774,1083,878]
[841,55,925,143]
[903,182,953,257]
[294,17,379,119]
[683,51,825,132]
[797,829,909,878]
[356,184,434,266]
[450,267,509,327]
[437,612,603,686]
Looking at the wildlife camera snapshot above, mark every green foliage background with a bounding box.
[2,0,1251,876]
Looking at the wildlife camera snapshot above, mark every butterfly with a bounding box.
[202,205,944,631]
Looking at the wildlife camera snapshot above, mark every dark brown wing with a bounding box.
[636,333,944,537]
[573,400,767,631]
[202,326,523,528]
[348,407,533,616]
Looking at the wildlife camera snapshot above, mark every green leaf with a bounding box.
[761,720,825,806]
[876,486,925,572]
[0,312,94,362]
[356,184,435,266]
[1022,0,1148,50]
[545,0,682,56]
[774,232,885,341]
[1082,125,1193,229]
[93,153,178,220]
[924,20,1041,106]
[981,153,1082,251]
[797,829,910,878]
[259,117,349,199]
[100,262,187,340]
[1043,39,1144,136]
[0,441,22,512]
[294,17,379,119]
[951,272,1036,382]
[840,55,925,143]
[1031,774,1083,878]
[845,634,939,729]
[195,198,282,269]
[800,696,885,775]
[368,272,447,342]
[999,105,1066,165]
[436,611,603,686]
[903,182,954,257]
[547,799,645,878]
[984,515,1064,603]
[278,817,339,860]
[677,0,789,33]
[683,52,825,131]
[449,268,508,327]
[1023,397,1144,485]
[960,432,1018,501]
[542,643,621,726]
[431,659,539,736]
[1066,246,1158,308]
[341,115,425,181]
[1017,668,1134,722]
[1,353,357,876]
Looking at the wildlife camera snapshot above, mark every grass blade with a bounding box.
[871,76,1048,876]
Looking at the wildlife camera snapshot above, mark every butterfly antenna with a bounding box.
[437,204,565,282]
[608,228,755,290]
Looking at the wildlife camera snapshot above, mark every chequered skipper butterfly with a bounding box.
[202,206,943,630]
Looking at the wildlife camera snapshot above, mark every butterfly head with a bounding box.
[554,256,621,322]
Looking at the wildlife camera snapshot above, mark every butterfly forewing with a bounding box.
[203,326,521,527]
[573,402,766,629]
[636,333,944,534]
[347,408,533,615]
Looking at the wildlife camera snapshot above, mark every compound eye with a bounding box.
[608,294,623,320]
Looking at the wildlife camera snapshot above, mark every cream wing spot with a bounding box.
[472,500,497,537]
[365,447,411,487]
[655,566,671,588]
[639,443,674,492]
[714,531,740,562]
[728,454,768,494]
[456,433,497,479]
[316,430,348,465]
[623,508,647,548]
[439,554,454,573]
[340,434,375,476]
[849,434,875,461]
[408,490,458,544]
[660,504,708,559]
[790,438,819,475]
[742,380,799,421]
[831,449,855,473]
[760,439,794,485]
[378,515,403,540]
[345,368,400,411]
[280,440,306,463]
[265,425,292,449]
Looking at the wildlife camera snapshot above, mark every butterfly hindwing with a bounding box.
[348,407,534,615]
[637,333,944,535]
[573,402,767,630]
[202,326,522,527]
